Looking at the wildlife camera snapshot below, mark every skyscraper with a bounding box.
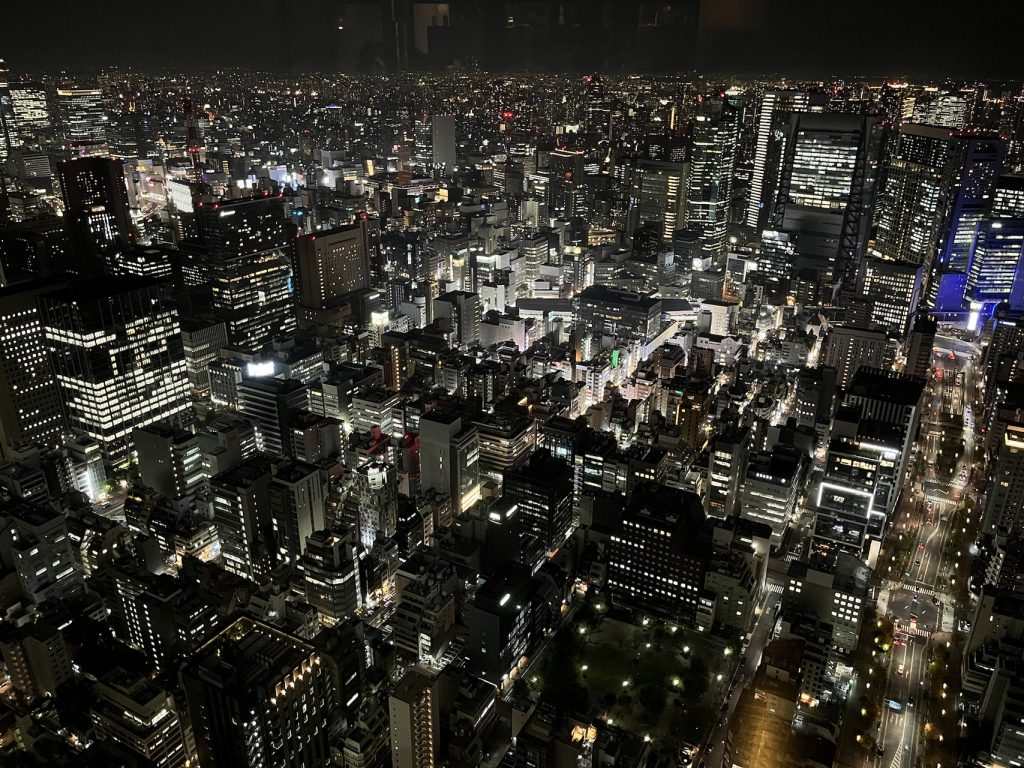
[58,156,134,272]
[686,100,738,259]
[55,87,107,146]
[983,422,1024,541]
[0,280,67,457]
[932,133,1006,312]
[502,449,573,551]
[296,223,370,312]
[746,89,817,232]
[771,112,884,286]
[181,617,331,768]
[873,124,958,273]
[195,194,296,353]
[39,276,191,465]
[631,159,687,243]
[548,148,585,218]
[965,219,1024,323]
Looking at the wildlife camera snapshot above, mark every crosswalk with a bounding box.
[765,583,784,595]
[889,739,905,768]
[894,622,929,638]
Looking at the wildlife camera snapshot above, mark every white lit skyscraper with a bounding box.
[873,124,958,272]
[686,100,738,259]
[746,89,815,232]
[40,276,191,465]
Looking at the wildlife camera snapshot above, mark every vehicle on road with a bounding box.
[897,664,905,676]
[915,559,921,565]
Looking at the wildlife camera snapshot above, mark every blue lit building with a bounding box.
[931,133,1006,314]
[965,219,1024,328]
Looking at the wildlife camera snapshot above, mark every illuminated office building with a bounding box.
[181,617,331,768]
[40,276,191,465]
[8,84,50,139]
[58,156,134,272]
[296,223,370,311]
[195,195,296,353]
[55,87,107,145]
[0,281,67,456]
[686,101,738,259]
[932,133,1006,312]
[771,112,884,286]
[746,89,817,232]
[855,256,925,335]
[983,422,1024,541]
[873,124,958,271]
[631,159,687,243]
[965,219,1024,323]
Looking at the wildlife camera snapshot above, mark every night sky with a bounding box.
[3,0,1024,78]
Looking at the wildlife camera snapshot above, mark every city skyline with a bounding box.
[1,10,1023,768]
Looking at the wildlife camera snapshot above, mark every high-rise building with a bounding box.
[0,622,73,706]
[932,133,1006,312]
[708,425,751,517]
[389,668,440,768]
[302,528,362,625]
[237,377,308,456]
[575,285,662,346]
[0,281,67,457]
[983,422,1024,542]
[194,195,296,353]
[855,256,925,335]
[419,412,480,516]
[822,324,894,389]
[432,290,481,348]
[296,223,370,311]
[548,149,585,218]
[40,276,191,464]
[771,112,884,286]
[502,449,573,551]
[354,460,399,549]
[431,115,456,169]
[686,101,738,259]
[181,617,331,768]
[873,124,958,272]
[269,460,327,565]
[632,159,687,243]
[741,446,805,548]
[134,423,204,499]
[180,317,228,399]
[89,668,188,768]
[606,484,707,625]
[965,219,1024,322]
[209,455,280,581]
[55,87,106,145]
[8,84,50,140]
[811,437,885,563]
[746,89,818,232]
[58,156,134,272]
